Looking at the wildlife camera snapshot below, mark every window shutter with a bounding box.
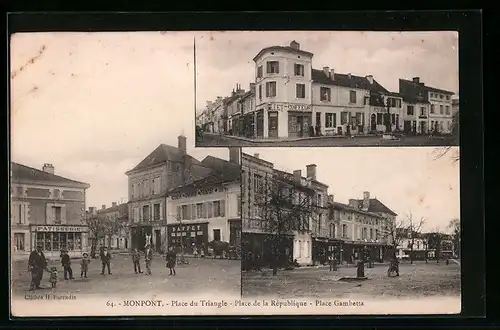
[220,200,226,217]
[46,204,53,224]
[176,206,181,221]
[203,203,207,218]
[276,62,279,74]
[61,205,67,224]
[192,204,197,219]
[207,202,213,218]
[186,205,192,220]
[159,203,163,220]
[266,62,271,73]
[266,82,269,97]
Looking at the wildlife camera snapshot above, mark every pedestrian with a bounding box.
[192,244,198,258]
[131,248,143,274]
[49,267,58,288]
[329,255,334,272]
[28,244,49,290]
[200,245,205,258]
[100,247,112,275]
[166,246,177,276]
[80,252,91,278]
[61,250,75,280]
[144,244,153,275]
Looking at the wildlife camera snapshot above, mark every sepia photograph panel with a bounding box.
[240,147,461,315]
[194,31,459,148]
[10,32,242,317]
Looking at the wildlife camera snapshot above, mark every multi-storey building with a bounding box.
[166,148,241,255]
[328,191,397,263]
[399,77,454,134]
[125,135,212,252]
[225,84,246,135]
[11,163,90,259]
[200,41,456,139]
[241,153,330,266]
[95,202,129,250]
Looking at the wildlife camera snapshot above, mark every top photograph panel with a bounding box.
[194,31,459,148]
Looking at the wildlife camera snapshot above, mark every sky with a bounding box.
[242,147,460,233]
[195,31,459,112]
[10,32,229,208]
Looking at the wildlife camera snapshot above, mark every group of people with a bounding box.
[26,243,186,291]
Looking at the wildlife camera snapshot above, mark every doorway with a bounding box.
[155,230,161,253]
[213,229,221,241]
[371,114,376,131]
[268,111,278,138]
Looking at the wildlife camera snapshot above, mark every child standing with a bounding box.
[80,252,90,278]
[192,245,198,258]
[49,267,58,288]
[131,248,143,274]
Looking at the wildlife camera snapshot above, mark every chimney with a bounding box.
[178,135,187,153]
[232,88,236,96]
[323,67,330,78]
[101,204,106,210]
[253,153,259,159]
[348,73,352,79]
[363,191,370,210]
[328,194,334,204]
[366,75,374,84]
[330,69,335,81]
[412,77,420,84]
[249,83,256,92]
[42,163,54,174]
[293,170,302,185]
[290,40,300,50]
[112,202,117,207]
[229,147,240,164]
[306,164,317,181]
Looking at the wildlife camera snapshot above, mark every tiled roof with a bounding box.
[311,69,390,94]
[253,46,314,62]
[398,79,431,104]
[127,143,202,174]
[168,157,241,194]
[352,198,398,216]
[331,202,384,218]
[11,162,90,188]
[97,203,128,215]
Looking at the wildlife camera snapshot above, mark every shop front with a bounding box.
[256,110,264,138]
[268,111,279,138]
[312,237,329,265]
[131,225,152,251]
[229,219,241,247]
[242,232,293,269]
[167,222,209,254]
[30,224,89,259]
[288,111,312,138]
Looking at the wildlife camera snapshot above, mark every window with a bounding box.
[143,205,150,221]
[325,113,336,128]
[445,106,450,115]
[342,224,348,238]
[377,113,383,125]
[370,228,373,239]
[440,94,443,99]
[266,61,279,74]
[430,105,435,114]
[364,96,370,105]
[391,113,396,125]
[213,229,221,241]
[375,229,379,240]
[448,121,451,131]
[296,84,305,98]
[446,95,450,100]
[196,203,203,219]
[407,105,414,116]
[257,65,263,78]
[153,177,161,195]
[349,90,357,104]
[14,233,25,251]
[254,174,263,194]
[320,87,331,101]
[440,105,444,114]
[53,189,60,199]
[294,64,304,76]
[181,205,189,220]
[330,223,335,238]
[134,207,140,223]
[258,84,262,100]
[153,203,160,220]
[207,202,213,218]
[420,107,426,116]
[237,195,241,216]
[265,82,277,97]
[340,112,348,125]
[213,200,225,217]
[318,214,322,234]
[53,206,62,224]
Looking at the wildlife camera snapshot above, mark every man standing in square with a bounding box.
[28,244,49,290]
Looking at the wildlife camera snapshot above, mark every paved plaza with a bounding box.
[242,261,461,299]
[11,254,241,297]
[196,133,458,147]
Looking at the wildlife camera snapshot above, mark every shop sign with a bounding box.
[265,103,312,112]
[32,225,88,232]
[372,107,390,113]
[171,188,219,200]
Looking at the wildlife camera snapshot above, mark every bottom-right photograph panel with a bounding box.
[240,146,461,315]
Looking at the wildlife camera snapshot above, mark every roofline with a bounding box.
[330,202,384,218]
[399,79,454,95]
[253,46,314,62]
[11,162,90,188]
[11,179,90,189]
[125,161,166,176]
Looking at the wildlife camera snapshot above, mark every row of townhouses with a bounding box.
[197,40,457,139]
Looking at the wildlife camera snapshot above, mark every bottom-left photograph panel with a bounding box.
[11,138,242,316]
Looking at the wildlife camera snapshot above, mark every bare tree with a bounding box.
[254,173,320,276]
[448,218,460,258]
[83,213,107,258]
[433,111,460,163]
[382,217,407,260]
[406,213,425,264]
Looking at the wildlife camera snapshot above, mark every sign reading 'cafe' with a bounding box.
[266,103,312,112]
[170,187,221,200]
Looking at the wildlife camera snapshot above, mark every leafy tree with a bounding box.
[254,172,320,276]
